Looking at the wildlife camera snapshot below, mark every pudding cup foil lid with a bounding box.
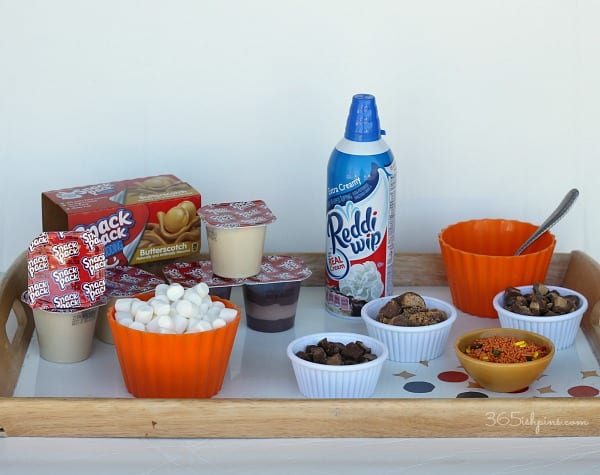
[163,261,244,289]
[197,200,277,228]
[105,266,165,297]
[245,256,312,285]
[26,231,106,310]
[162,256,311,288]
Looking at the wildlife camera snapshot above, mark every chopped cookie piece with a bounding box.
[376,292,447,327]
[502,283,580,316]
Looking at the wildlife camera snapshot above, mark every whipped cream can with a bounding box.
[325,94,396,318]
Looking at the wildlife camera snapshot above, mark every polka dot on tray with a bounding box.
[403,381,435,393]
[568,385,600,397]
[456,391,488,398]
[437,371,468,383]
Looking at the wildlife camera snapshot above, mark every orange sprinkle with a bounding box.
[464,336,548,363]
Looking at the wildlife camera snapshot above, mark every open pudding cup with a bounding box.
[198,200,277,279]
[206,224,267,278]
[242,255,312,333]
[361,294,457,362]
[243,281,301,332]
[493,284,588,350]
[454,327,555,393]
[286,332,388,398]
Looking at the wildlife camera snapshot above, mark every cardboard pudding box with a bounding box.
[42,175,201,266]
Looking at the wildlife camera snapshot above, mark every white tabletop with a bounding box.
[2,436,600,474]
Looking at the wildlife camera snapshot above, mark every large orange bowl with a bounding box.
[107,294,240,398]
[439,219,555,318]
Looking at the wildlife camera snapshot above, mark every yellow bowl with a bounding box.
[454,327,555,393]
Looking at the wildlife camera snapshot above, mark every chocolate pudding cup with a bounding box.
[209,285,233,300]
[243,281,302,332]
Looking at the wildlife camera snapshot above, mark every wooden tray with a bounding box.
[1,251,600,438]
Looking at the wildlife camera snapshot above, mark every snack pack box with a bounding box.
[42,175,201,266]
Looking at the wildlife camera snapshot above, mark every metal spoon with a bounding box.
[514,188,580,256]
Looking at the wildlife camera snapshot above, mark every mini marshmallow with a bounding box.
[134,304,154,324]
[155,283,169,296]
[146,317,161,332]
[114,298,135,313]
[211,317,226,329]
[129,321,146,332]
[173,315,189,334]
[182,289,203,306]
[150,299,171,316]
[151,294,170,303]
[219,308,238,322]
[115,310,133,322]
[157,315,175,331]
[194,282,210,298]
[166,283,185,301]
[118,316,134,327]
[188,319,212,333]
[175,299,195,318]
[212,300,225,310]
[207,306,221,319]
[198,302,210,317]
[130,299,146,315]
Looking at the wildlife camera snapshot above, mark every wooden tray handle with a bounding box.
[0,251,34,397]
[562,250,600,361]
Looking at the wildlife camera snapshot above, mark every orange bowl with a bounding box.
[107,294,240,398]
[439,219,555,318]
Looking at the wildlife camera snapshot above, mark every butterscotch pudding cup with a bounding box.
[206,224,266,278]
[198,200,277,279]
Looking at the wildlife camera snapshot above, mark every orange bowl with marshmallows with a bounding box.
[107,291,240,398]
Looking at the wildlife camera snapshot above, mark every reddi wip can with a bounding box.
[325,94,396,318]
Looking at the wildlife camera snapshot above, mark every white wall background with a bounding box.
[1,0,599,272]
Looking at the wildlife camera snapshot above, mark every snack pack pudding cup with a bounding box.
[243,281,302,332]
[96,296,118,344]
[198,200,277,279]
[32,306,99,363]
[206,223,266,278]
[25,230,106,362]
[241,255,312,333]
[208,285,234,300]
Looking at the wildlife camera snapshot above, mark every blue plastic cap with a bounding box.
[344,94,381,142]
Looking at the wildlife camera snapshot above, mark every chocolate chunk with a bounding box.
[375,292,447,327]
[296,338,377,365]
